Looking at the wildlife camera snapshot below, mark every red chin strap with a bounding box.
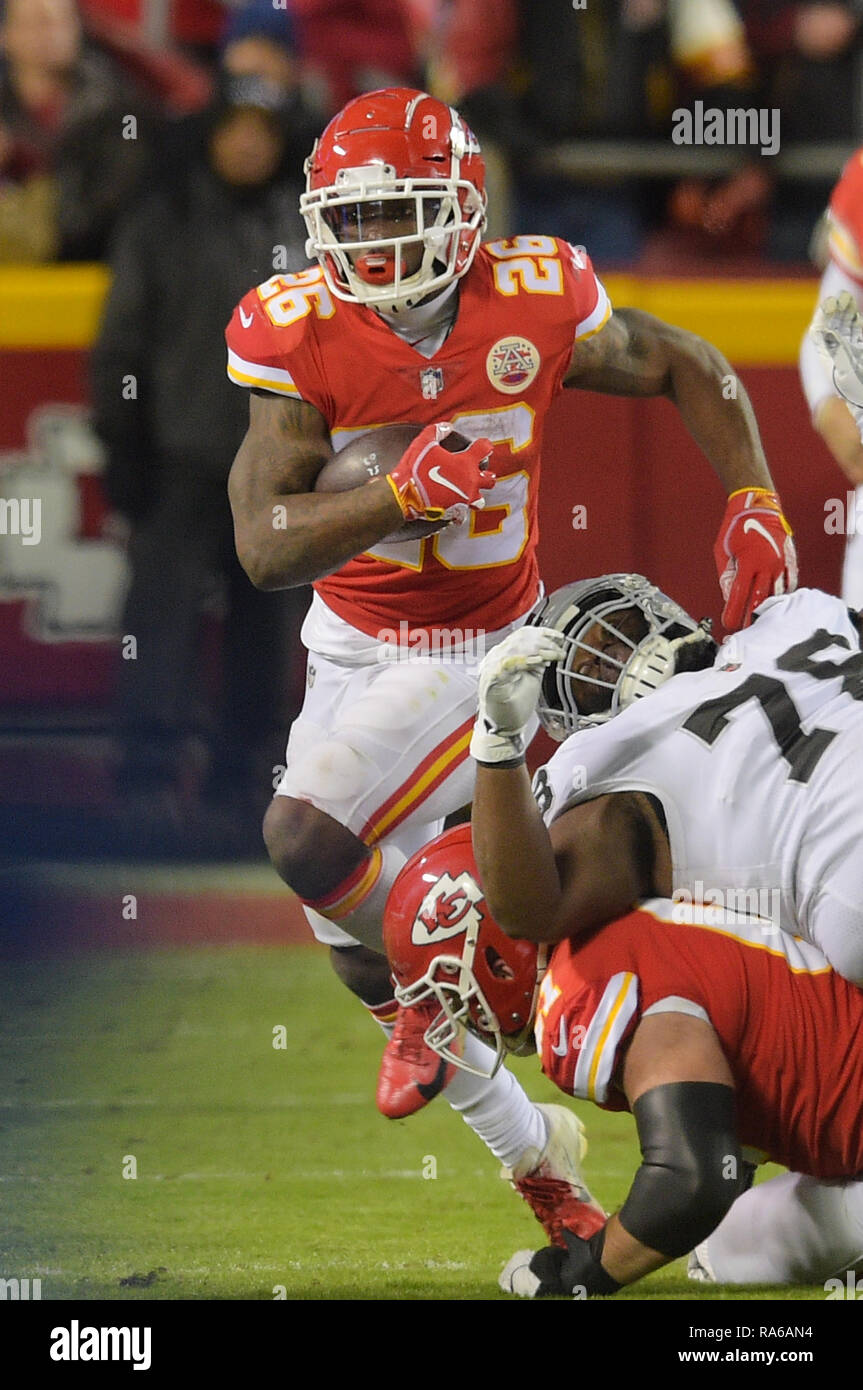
[353,250,405,284]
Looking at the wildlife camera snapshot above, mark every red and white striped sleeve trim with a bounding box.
[574,277,612,342]
[226,347,303,397]
[571,970,639,1104]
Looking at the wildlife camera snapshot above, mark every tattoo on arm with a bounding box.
[565,309,677,397]
[227,390,402,590]
[620,792,666,896]
[241,390,332,491]
[229,391,330,515]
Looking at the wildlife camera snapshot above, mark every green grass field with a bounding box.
[0,945,828,1302]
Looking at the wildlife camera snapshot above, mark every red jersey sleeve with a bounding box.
[537,907,725,1112]
[563,242,613,341]
[225,272,333,415]
[549,240,612,395]
[537,954,640,1110]
[829,148,863,284]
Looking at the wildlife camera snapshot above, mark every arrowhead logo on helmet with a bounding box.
[300,88,487,313]
[412,872,484,945]
[383,826,547,1079]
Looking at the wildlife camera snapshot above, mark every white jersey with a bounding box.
[537,589,863,977]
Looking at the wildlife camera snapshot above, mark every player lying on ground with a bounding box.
[225,88,794,1229]
[383,827,863,1297]
[470,576,863,985]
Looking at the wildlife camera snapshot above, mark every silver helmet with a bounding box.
[529,574,714,741]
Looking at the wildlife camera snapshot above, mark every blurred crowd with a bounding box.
[4,0,863,854]
[3,0,863,268]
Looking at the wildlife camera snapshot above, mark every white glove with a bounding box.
[811,291,863,409]
[470,626,567,765]
[499,1250,542,1297]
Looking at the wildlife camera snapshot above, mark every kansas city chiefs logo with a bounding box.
[411,872,485,946]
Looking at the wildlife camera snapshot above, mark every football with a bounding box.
[314,422,474,543]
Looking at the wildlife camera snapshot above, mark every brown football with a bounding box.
[314,422,473,543]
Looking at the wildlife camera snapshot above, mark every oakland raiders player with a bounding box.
[469,576,863,985]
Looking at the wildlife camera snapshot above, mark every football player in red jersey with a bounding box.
[384,826,863,1297]
[224,89,795,1217]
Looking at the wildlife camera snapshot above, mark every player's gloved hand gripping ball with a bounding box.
[470,626,567,765]
[386,422,496,525]
[713,487,797,631]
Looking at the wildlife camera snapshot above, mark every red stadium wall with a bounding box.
[537,370,843,636]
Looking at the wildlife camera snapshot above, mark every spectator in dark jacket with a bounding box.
[91,72,312,851]
[0,0,154,261]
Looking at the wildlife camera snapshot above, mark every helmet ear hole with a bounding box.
[485,946,515,980]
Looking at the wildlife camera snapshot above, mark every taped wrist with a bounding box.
[469,722,526,767]
[618,1082,741,1259]
[530,1224,620,1298]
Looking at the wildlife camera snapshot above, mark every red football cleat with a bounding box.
[503,1104,606,1247]
[376,1000,459,1119]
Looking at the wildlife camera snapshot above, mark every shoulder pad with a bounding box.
[226,269,336,398]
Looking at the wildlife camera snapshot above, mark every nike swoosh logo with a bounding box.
[427,464,469,500]
[417,1055,450,1102]
[742,517,781,558]
[551,1016,568,1057]
[239,307,254,328]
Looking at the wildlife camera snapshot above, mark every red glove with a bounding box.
[387,423,496,524]
[714,487,797,630]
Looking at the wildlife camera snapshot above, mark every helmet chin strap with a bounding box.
[379,271,455,311]
[375,276,460,349]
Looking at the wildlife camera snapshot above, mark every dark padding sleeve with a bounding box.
[617,1082,743,1258]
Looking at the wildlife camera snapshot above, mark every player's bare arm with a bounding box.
[596,1012,738,1287]
[228,391,404,590]
[814,394,863,485]
[499,979,747,1297]
[565,308,773,495]
[469,623,671,942]
[473,769,668,943]
[505,1012,742,1296]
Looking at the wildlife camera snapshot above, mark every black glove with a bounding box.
[500,1225,621,1298]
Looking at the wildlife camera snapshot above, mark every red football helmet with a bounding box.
[383,825,547,1078]
[300,87,487,312]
